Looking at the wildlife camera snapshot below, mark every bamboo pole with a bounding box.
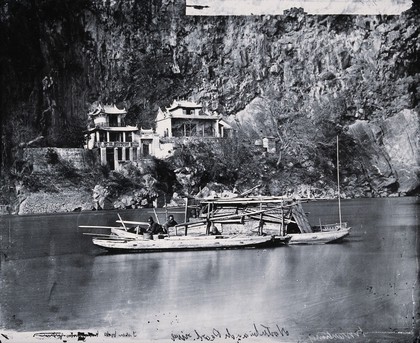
[184,197,189,236]
[206,202,212,235]
[280,200,284,236]
[153,208,160,224]
[337,135,342,227]
[117,213,128,231]
[164,195,169,236]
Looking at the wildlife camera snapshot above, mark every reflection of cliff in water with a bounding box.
[1,254,96,331]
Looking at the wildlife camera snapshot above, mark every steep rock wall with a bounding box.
[1,1,419,198]
[381,109,420,193]
[347,109,419,195]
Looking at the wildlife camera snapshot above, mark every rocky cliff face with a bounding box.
[1,0,419,207]
[347,109,419,195]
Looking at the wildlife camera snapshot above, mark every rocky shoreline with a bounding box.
[6,183,411,216]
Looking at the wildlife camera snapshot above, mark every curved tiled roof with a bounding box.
[103,104,127,114]
[88,104,127,116]
[167,100,202,111]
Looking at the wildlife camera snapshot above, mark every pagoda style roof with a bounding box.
[167,100,203,111]
[102,104,127,114]
[88,104,127,116]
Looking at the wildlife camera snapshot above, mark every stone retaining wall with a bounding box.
[23,148,98,172]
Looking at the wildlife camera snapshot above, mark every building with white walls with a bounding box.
[155,100,233,139]
[85,104,160,170]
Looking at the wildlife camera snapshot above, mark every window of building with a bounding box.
[141,140,152,157]
[172,121,184,137]
[99,132,107,142]
[204,123,213,137]
[109,115,118,127]
[106,150,115,170]
[109,132,122,142]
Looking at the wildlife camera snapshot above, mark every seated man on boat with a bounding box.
[163,215,178,233]
[210,223,221,235]
[147,217,166,234]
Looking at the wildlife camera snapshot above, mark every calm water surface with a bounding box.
[0,198,419,342]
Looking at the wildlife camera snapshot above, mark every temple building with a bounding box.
[85,104,160,170]
[155,100,233,138]
[84,100,235,169]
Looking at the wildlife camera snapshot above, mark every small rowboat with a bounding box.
[285,228,350,245]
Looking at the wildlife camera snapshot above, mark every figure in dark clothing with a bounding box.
[163,215,178,233]
[147,217,164,234]
[210,223,221,235]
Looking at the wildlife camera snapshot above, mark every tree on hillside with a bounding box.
[168,138,250,193]
[242,94,320,167]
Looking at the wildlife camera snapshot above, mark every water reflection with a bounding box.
[0,198,418,342]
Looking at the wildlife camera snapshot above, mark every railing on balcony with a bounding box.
[159,136,224,144]
[94,142,139,148]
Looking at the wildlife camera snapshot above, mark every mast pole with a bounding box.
[184,197,189,236]
[337,135,342,227]
[280,200,284,236]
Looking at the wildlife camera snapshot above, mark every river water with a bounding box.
[0,197,419,343]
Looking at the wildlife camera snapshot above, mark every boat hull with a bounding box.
[284,229,350,245]
[92,235,275,252]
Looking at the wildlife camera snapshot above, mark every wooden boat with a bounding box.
[81,213,280,252]
[193,195,350,245]
[108,221,292,246]
[90,234,276,252]
[81,193,349,247]
[287,229,350,245]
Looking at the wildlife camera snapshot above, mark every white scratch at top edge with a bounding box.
[185,0,412,16]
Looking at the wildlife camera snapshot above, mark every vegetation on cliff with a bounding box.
[0,1,419,212]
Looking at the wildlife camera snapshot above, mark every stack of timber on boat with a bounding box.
[193,196,350,245]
